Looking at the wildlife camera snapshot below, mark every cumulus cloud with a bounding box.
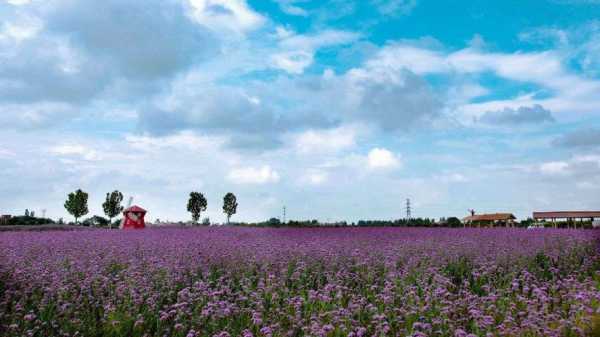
[554,128,600,148]
[189,0,265,33]
[227,165,281,184]
[137,83,337,150]
[0,0,224,131]
[271,29,360,74]
[292,126,357,154]
[539,155,600,177]
[45,0,218,80]
[477,105,555,125]
[367,148,401,169]
[347,69,442,131]
[50,144,100,161]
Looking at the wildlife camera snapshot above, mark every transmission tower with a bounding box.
[406,198,411,220]
[282,206,286,224]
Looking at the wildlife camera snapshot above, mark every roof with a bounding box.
[124,205,147,213]
[533,211,600,219]
[463,213,516,222]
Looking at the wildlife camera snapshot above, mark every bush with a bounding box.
[7,216,55,226]
[81,215,110,227]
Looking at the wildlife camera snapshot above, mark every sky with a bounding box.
[1,0,600,223]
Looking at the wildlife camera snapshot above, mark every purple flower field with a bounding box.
[1,228,599,337]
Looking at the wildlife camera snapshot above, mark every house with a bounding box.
[462,213,516,227]
[0,215,12,225]
[533,211,600,228]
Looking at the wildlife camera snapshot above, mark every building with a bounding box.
[0,215,12,225]
[122,205,147,229]
[533,211,600,228]
[462,213,516,227]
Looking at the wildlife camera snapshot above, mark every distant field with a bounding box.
[0,228,598,337]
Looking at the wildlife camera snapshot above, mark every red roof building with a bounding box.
[122,205,146,229]
[462,213,516,227]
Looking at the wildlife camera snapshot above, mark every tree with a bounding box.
[24,209,30,217]
[103,190,124,229]
[64,189,89,224]
[82,215,109,227]
[447,217,462,228]
[187,192,207,224]
[222,193,238,224]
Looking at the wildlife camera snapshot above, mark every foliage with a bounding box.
[187,192,208,223]
[64,189,89,224]
[5,215,55,226]
[103,191,124,229]
[0,228,598,337]
[446,217,462,227]
[82,215,110,227]
[222,192,238,224]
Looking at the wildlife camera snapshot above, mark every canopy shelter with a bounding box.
[533,211,600,228]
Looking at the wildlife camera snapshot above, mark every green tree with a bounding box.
[222,192,238,224]
[447,217,462,228]
[187,192,207,224]
[64,189,89,224]
[103,190,124,229]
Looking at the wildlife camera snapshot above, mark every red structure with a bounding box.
[122,205,146,229]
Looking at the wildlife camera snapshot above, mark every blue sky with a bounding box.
[1,0,599,223]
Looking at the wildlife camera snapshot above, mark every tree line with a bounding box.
[62,189,238,227]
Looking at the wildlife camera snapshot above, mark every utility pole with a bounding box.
[406,198,411,220]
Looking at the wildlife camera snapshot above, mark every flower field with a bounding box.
[1,228,599,337]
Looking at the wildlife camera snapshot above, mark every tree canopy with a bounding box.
[222,193,238,224]
[102,190,124,229]
[64,189,89,224]
[187,192,207,223]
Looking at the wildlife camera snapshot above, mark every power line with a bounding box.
[406,198,411,220]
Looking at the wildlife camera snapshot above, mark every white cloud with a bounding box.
[126,132,225,153]
[188,0,265,34]
[4,0,31,5]
[274,0,309,16]
[365,42,600,123]
[0,148,16,158]
[371,0,417,16]
[227,165,281,184]
[540,161,569,175]
[367,148,401,169]
[292,126,357,154]
[50,144,100,161]
[271,29,360,74]
[301,169,329,185]
[270,51,314,74]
